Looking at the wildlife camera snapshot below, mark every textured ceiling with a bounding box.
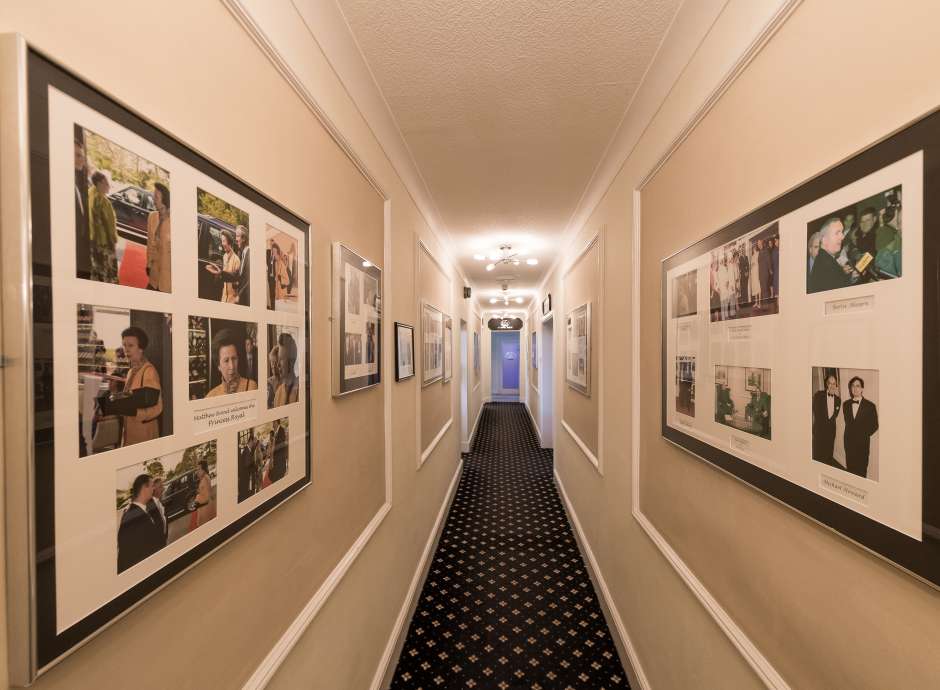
[336,0,681,303]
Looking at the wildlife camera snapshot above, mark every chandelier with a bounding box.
[474,244,538,272]
[489,280,525,305]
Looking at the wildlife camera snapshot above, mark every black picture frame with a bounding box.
[661,107,940,588]
[394,322,415,382]
[25,48,313,670]
[542,293,552,315]
[331,242,382,396]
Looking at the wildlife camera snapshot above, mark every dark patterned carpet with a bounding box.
[389,402,629,690]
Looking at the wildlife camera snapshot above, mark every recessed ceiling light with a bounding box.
[485,263,495,271]
[514,297,524,304]
[489,298,498,303]
[526,258,538,266]
[473,253,486,261]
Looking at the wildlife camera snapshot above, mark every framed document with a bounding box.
[443,316,453,382]
[421,301,443,386]
[566,302,591,396]
[661,106,940,588]
[331,242,382,396]
[395,322,415,381]
[3,46,312,680]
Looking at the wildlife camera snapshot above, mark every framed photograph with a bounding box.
[422,301,444,386]
[266,224,301,312]
[565,302,591,396]
[4,47,313,679]
[443,316,453,382]
[473,330,481,376]
[331,242,381,396]
[661,105,939,588]
[542,293,552,316]
[531,330,538,370]
[395,322,415,381]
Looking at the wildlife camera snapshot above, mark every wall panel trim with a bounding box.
[629,1,802,687]
[561,420,599,470]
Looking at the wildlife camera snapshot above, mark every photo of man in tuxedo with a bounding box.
[843,376,879,479]
[812,373,841,465]
[117,474,164,573]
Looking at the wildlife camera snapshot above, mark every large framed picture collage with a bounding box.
[661,108,940,587]
[14,50,312,672]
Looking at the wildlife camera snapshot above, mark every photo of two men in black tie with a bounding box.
[811,367,879,480]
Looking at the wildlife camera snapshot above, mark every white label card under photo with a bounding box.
[192,398,258,434]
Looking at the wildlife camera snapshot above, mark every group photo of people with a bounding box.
[236,418,289,503]
[188,317,259,400]
[77,304,173,457]
[672,269,697,318]
[197,188,251,305]
[675,355,695,417]
[74,125,171,291]
[267,324,300,408]
[115,440,217,573]
[714,365,772,440]
[811,367,880,481]
[806,185,903,294]
[709,222,780,322]
[266,226,299,312]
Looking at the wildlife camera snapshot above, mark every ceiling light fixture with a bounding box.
[474,244,538,271]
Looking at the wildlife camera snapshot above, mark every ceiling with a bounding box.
[335,0,681,309]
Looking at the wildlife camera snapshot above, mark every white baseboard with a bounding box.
[554,470,650,690]
[462,405,484,453]
[524,401,542,445]
[243,501,392,688]
[370,460,464,690]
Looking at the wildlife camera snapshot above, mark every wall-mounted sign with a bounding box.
[488,317,523,331]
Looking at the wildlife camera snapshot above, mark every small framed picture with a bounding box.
[395,322,415,381]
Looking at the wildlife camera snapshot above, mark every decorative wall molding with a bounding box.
[243,501,392,689]
[629,1,802,688]
[561,420,599,470]
[555,471,649,690]
[370,460,463,690]
[421,418,453,466]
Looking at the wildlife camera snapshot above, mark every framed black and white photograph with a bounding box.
[671,269,697,318]
[395,322,415,381]
[565,302,591,396]
[675,355,695,418]
[661,104,939,588]
[531,330,538,370]
[332,242,381,396]
[422,301,443,386]
[443,315,453,382]
[473,330,481,376]
[5,48,313,678]
[542,293,552,316]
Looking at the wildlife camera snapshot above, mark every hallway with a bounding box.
[391,403,628,689]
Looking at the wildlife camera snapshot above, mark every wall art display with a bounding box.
[266,224,300,312]
[422,301,444,386]
[542,293,552,316]
[266,324,301,408]
[236,418,290,503]
[331,242,381,396]
[675,355,695,418]
[395,322,415,381]
[74,125,171,291]
[565,302,591,396]
[443,316,454,382]
[197,188,251,305]
[811,367,880,481]
[806,185,902,294]
[531,330,538,370]
[6,48,312,679]
[661,105,940,588]
[116,439,218,572]
[473,330,481,376]
[77,304,174,457]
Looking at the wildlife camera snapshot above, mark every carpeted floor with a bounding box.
[389,402,629,690]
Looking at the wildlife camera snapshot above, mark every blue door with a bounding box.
[501,336,519,390]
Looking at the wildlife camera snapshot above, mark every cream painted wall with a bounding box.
[0,2,482,690]
[549,0,940,689]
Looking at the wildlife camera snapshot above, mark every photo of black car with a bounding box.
[109,185,156,243]
[160,469,201,522]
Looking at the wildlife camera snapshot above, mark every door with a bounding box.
[491,330,520,398]
[539,315,554,448]
[501,337,519,389]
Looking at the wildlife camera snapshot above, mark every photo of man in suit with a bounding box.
[812,373,841,465]
[117,474,164,573]
[269,418,288,483]
[807,218,852,294]
[843,376,879,479]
